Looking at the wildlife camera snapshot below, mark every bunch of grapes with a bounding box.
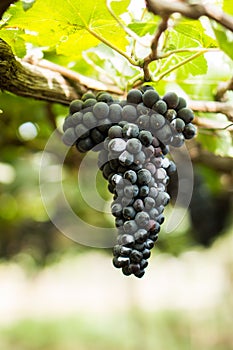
[62,86,196,277]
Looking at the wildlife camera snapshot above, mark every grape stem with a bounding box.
[86,27,139,66]
[159,48,219,59]
[153,50,207,82]
[143,15,169,81]
[189,100,233,122]
[215,76,233,101]
[194,117,233,132]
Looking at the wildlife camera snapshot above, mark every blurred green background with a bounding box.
[0,91,233,350]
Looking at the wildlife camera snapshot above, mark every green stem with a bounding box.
[154,50,207,82]
[86,27,139,66]
[159,47,219,59]
[127,72,144,88]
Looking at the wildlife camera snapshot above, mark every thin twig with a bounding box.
[143,15,169,81]
[146,0,233,33]
[86,27,139,66]
[189,100,233,122]
[22,56,122,95]
[194,116,233,132]
[159,47,219,59]
[215,77,233,101]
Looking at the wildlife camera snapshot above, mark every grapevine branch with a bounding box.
[145,0,233,32]
[190,146,233,174]
[0,39,122,105]
[189,100,233,122]
[143,15,169,81]
[215,77,233,101]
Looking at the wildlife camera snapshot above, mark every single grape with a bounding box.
[163,91,179,109]
[62,128,77,146]
[123,170,137,184]
[126,138,142,154]
[139,185,149,197]
[108,125,123,139]
[138,130,153,146]
[133,199,144,212]
[69,99,83,114]
[123,220,138,234]
[152,100,167,114]
[76,137,94,152]
[82,111,97,129]
[97,93,114,103]
[130,250,143,263]
[176,96,187,110]
[137,169,152,185]
[108,138,126,153]
[134,229,149,243]
[90,128,105,144]
[122,105,138,122]
[70,112,83,126]
[143,90,160,108]
[170,133,185,147]
[142,248,151,259]
[109,104,122,122]
[150,113,166,130]
[122,123,140,138]
[136,115,150,130]
[81,92,96,101]
[183,123,197,139]
[113,256,129,268]
[111,203,123,217]
[177,108,194,124]
[165,109,177,122]
[170,118,185,132]
[135,212,150,227]
[127,89,143,104]
[93,102,109,119]
[83,98,96,109]
[134,151,146,165]
[123,206,136,220]
[119,150,134,166]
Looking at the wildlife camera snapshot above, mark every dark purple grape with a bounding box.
[127,89,143,104]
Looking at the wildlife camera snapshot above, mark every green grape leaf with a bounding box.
[128,21,158,36]
[223,0,233,16]
[0,29,26,57]
[110,0,130,16]
[177,54,208,79]
[174,19,217,48]
[5,0,129,58]
[159,30,208,80]
[211,22,233,60]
